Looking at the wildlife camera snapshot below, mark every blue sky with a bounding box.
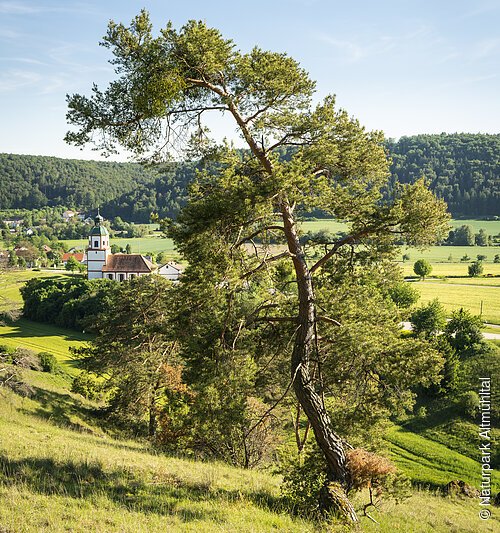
[1,0,499,160]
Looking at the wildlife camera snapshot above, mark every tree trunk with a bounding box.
[281,200,358,522]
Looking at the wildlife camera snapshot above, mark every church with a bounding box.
[86,212,182,282]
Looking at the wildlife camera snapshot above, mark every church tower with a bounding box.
[86,212,110,279]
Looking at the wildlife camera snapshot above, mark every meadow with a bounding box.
[0,270,91,372]
[412,281,500,324]
[0,319,90,373]
[0,269,70,304]
[60,218,500,267]
[0,368,496,532]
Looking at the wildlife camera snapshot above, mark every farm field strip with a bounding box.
[0,318,90,371]
[413,281,500,324]
[385,426,499,491]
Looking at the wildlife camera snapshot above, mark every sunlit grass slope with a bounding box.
[0,318,90,373]
[0,369,498,532]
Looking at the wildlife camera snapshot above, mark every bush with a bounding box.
[468,261,483,277]
[387,282,420,309]
[71,372,103,400]
[38,352,58,373]
[0,368,35,397]
[445,308,483,356]
[0,344,13,357]
[410,299,446,337]
[11,348,42,371]
[279,445,327,517]
[460,391,480,419]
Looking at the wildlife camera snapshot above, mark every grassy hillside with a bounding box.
[0,367,497,532]
[385,426,498,491]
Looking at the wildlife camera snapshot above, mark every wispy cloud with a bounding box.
[0,56,47,65]
[0,27,24,40]
[458,1,500,20]
[0,69,41,91]
[0,1,38,14]
[316,25,433,63]
[469,38,500,60]
[0,1,101,16]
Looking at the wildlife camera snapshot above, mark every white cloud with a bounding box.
[0,69,41,91]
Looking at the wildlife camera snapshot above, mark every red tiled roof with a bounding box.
[102,254,154,273]
[62,253,84,262]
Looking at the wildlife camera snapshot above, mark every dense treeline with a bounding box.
[20,277,114,331]
[386,133,500,216]
[1,134,499,221]
[0,153,158,211]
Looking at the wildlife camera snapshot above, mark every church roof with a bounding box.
[90,224,109,236]
[102,254,155,273]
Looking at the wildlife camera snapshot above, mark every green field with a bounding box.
[1,269,71,306]
[401,247,500,266]
[0,319,90,372]
[300,218,500,235]
[63,236,177,255]
[412,280,500,324]
[385,425,499,492]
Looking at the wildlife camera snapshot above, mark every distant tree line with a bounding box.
[2,133,500,221]
[386,133,500,217]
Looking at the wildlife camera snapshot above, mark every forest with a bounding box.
[1,132,499,221]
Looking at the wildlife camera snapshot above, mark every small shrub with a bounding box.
[71,372,103,400]
[468,261,483,277]
[38,352,58,373]
[346,448,412,516]
[0,368,35,397]
[0,344,13,357]
[278,444,326,517]
[12,348,42,371]
[388,283,420,309]
[460,391,480,419]
[416,406,427,418]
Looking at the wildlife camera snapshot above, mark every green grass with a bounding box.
[0,319,91,373]
[385,425,499,492]
[1,371,497,532]
[300,218,500,236]
[400,247,500,265]
[412,280,500,324]
[63,236,177,255]
[0,269,71,306]
[402,404,500,474]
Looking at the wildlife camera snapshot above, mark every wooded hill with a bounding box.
[386,133,499,216]
[1,133,499,221]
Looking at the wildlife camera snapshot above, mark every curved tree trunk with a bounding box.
[281,200,358,523]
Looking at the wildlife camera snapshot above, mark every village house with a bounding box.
[62,210,79,222]
[62,252,85,265]
[157,262,183,280]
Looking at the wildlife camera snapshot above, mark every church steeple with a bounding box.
[87,210,110,279]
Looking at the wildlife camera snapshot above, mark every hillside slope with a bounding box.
[0,366,497,532]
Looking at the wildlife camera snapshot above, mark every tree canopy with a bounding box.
[65,11,450,521]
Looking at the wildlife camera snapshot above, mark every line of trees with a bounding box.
[2,131,500,221]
